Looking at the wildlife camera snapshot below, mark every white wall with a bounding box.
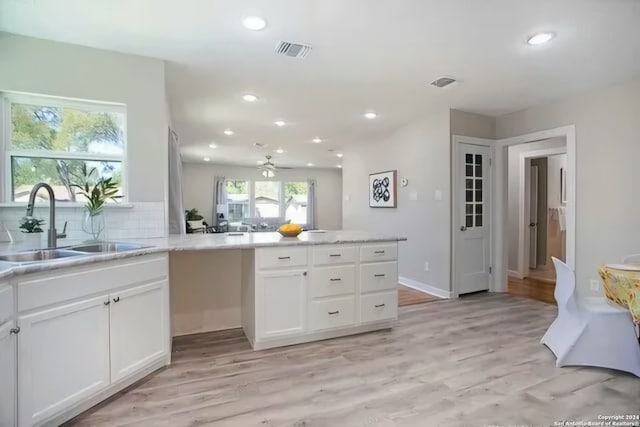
[507,137,566,272]
[497,77,640,295]
[0,33,168,203]
[343,109,452,294]
[182,163,343,230]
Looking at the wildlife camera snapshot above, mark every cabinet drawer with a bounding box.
[312,245,357,266]
[257,247,308,270]
[311,265,356,298]
[360,262,398,293]
[0,285,13,324]
[361,291,398,323]
[309,296,355,331]
[360,244,398,262]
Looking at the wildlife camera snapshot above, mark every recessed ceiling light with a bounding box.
[527,32,555,45]
[242,94,258,102]
[336,153,344,158]
[364,112,378,120]
[209,143,218,149]
[203,157,211,162]
[242,16,267,31]
[223,129,234,136]
[307,163,314,167]
[337,165,342,169]
[312,137,322,144]
[275,148,284,154]
[274,120,286,127]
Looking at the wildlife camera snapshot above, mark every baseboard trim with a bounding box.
[399,276,452,299]
[508,270,524,279]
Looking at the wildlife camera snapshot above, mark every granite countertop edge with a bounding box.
[0,231,407,280]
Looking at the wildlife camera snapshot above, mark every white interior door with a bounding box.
[529,165,539,269]
[455,143,492,295]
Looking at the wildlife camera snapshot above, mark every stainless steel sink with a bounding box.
[0,249,85,263]
[70,242,148,253]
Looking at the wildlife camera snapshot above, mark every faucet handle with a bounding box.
[57,221,68,239]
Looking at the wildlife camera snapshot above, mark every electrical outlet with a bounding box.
[424,261,430,272]
[590,280,600,292]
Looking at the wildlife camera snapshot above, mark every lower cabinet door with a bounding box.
[0,321,16,427]
[18,295,110,426]
[110,280,168,383]
[256,270,307,338]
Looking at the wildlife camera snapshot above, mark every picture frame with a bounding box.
[560,167,567,204]
[369,170,397,208]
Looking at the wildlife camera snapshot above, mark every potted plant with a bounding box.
[19,216,45,248]
[73,165,121,241]
[185,208,205,232]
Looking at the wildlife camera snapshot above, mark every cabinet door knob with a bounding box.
[104,300,111,306]
[10,326,20,335]
[303,272,307,276]
[113,297,120,303]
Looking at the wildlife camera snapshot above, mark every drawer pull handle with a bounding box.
[374,250,385,254]
[329,254,342,257]
[374,274,386,278]
[375,303,386,308]
[10,327,20,335]
[113,297,121,303]
[328,310,340,315]
[278,256,291,260]
[104,300,111,306]
[329,278,342,282]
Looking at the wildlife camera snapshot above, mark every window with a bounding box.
[225,180,249,224]
[2,93,126,203]
[254,181,281,218]
[284,181,308,225]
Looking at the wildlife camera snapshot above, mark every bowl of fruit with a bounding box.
[278,223,303,237]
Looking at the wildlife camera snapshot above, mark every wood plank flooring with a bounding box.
[67,294,639,427]
[508,274,557,305]
[398,284,439,306]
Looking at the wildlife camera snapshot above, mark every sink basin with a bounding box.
[0,249,85,263]
[70,242,148,253]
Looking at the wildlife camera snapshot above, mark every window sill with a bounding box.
[0,202,135,209]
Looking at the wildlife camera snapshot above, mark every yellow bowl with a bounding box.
[278,228,303,237]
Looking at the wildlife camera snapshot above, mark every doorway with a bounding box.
[506,141,567,303]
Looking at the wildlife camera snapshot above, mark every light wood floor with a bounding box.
[398,284,439,307]
[67,294,639,427]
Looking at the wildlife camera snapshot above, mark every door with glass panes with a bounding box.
[456,143,492,295]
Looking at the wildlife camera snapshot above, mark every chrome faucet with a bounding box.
[26,183,66,248]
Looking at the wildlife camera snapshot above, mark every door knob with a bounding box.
[460,226,467,232]
[529,222,537,228]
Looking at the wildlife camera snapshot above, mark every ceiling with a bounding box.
[2,0,639,168]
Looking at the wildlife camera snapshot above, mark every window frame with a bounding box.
[0,92,128,204]
[225,179,309,227]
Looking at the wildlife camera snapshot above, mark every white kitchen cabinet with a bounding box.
[18,295,111,426]
[256,270,307,338]
[110,280,169,382]
[0,320,17,427]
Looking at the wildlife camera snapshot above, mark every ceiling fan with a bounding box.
[258,155,277,178]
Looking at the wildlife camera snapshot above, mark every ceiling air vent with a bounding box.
[430,77,457,88]
[275,41,312,59]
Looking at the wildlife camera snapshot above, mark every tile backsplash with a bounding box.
[0,202,166,243]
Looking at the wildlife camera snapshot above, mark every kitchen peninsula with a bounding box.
[0,230,405,427]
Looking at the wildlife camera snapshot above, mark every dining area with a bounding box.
[541,255,640,378]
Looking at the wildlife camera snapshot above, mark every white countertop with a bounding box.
[0,230,406,280]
